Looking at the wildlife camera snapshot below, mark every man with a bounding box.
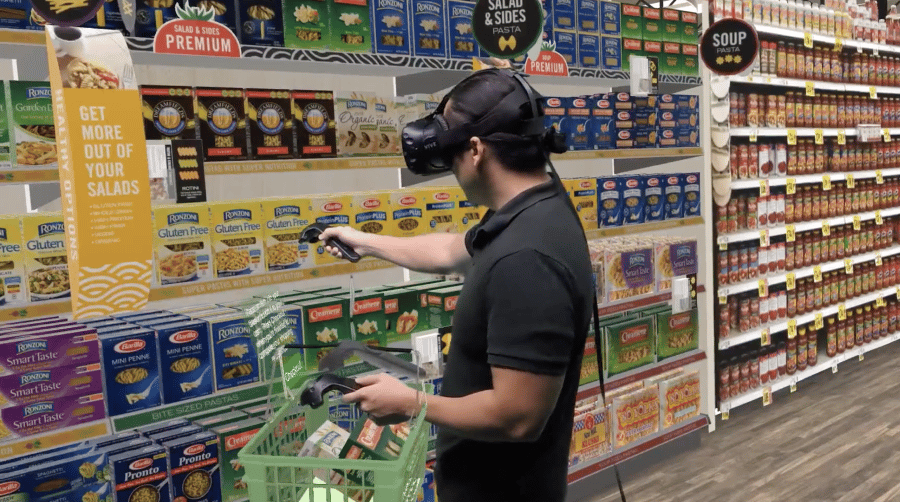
[319,69,593,501]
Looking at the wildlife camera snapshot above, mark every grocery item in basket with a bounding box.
[0,392,107,441]
[195,88,248,161]
[336,92,379,157]
[295,296,350,369]
[152,204,212,285]
[0,216,24,306]
[308,195,352,266]
[422,188,460,234]
[604,315,655,376]
[371,0,409,54]
[330,0,370,52]
[22,214,68,303]
[9,81,56,170]
[151,319,213,403]
[209,202,265,278]
[447,0,477,59]
[246,89,293,160]
[163,432,221,502]
[655,238,697,292]
[100,329,161,416]
[297,419,350,482]
[213,418,263,502]
[0,326,100,376]
[611,384,659,449]
[140,86,196,140]
[412,0,446,58]
[203,313,260,391]
[284,0,328,50]
[292,90,336,158]
[261,198,313,271]
[655,308,698,360]
[339,417,412,486]
[109,445,170,502]
[238,0,284,46]
[0,362,102,410]
[659,370,700,429]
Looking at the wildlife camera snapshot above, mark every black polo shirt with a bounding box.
[434,177,594,502]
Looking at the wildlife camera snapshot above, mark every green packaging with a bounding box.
[329,0,371,53]
[284,0,330,49]
[425,285,462,330]
[339,417,411,486]
[213,417,265,502]
[380,287,425,343]
[8,81,55,170]
[662,42,681,75]
[296,295,351,370]
[0,83,9,170]
[620,3,643,40]
[662,9,679,43]
[622,37,643,72]
[682,43,699,75]
[655,308,698,360]
[680,11,698,44]
[333,289,388,348]
[604,316,656,376]
[641,6,662,42]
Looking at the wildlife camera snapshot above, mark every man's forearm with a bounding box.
[421,391,537,443]
[362,233,466,275]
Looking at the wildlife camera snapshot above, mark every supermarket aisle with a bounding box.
[590,341,900,502]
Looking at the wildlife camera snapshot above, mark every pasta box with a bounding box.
[0,449,109,499]
[621,176,646,225]
[611,384,659,449]
[662,9,679,42]
[373,96,401,157]
[633,126,658,148]
[663,174,684,219]
[682,43,699,75]
[655,239,697,291]
[388,190,425,239]
[621,37,642,72]
[602,245,656,304]
[237,0,284,46]
[183,0,235,34]
[335,92,379,157]
[377,287,423,343]
[655,308,698,360]
[599,0,619,35]
[569,405,610,467]
[245,89,293,160]
[261,198,313,272]
[150,425,203,444]
[597,176,623,227]
[309,194,352,266]
[108,445,171,502]
[552,0,575,30]
[0,328,100,376]
[425,285,460,330]
[9,81,56,172]
[457,199,486,232]
[563,178,598,229]
[681,11,698,43]
[134,0,181,38]
[292,90,337,158]
[411,0,446,58]
[447,0,477,59]
[604,315,655,377]
[576,0,598,32]
[0,362,102,410]
[113,310,168,320]
[0,392,107,441]
[209,202,265,279]
[579,33,600,68]
[371,0,410,55]
[682,173,700,216]
[542,96,565,140]
[422,188,460,234]
[100,329,160,417]
[163,432,221,502]
[620,3,641,39]
[212,417,264,502]
[202,313,260,391]
[642,175,665,222]
[152,204,213,286]
[283,0,329,50]
[151,319,213,404]
[333,289,386,348]
[0,87,9,171]
[590,94,615,149]
[601,35,621,70]
[553,30,578,66]
[21,214,68,304]
[329,0,371,53]
[658,370,700,429]
[641,5,662,41]
[140,86,197,141]
[0,216,24,306]
[297,419,350,482]
[296,296,350,370]
[0,435,144,474]
[662,42,681,74]
[563,97,592,151]
[0,0,27,29]
[339,418,412,486]
[195,87,248,161]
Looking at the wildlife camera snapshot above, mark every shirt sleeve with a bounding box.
[485,249,577,376]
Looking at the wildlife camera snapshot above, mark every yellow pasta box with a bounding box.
[0,216,25,306]
[21,213,70,303]
[209,201,266,279]
[564,178,599,230]
[421,187,461,234]
[351,192,390,255]
[457,197,487,233]
[152,204,213,286]
[388,189,425,238]
[309,194,352,266]
[261,198,314,272]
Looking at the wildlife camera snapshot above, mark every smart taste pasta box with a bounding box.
[209,202,265,279]
[0,362,103,410]
[0,391,107,441]
[100,328,162,417]
[0,216,25,306]
[22,213,70,303]
[152,204,213,286]
[0,327,101,376]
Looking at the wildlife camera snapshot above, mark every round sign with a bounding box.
[31,0,105,27]
[700,18,759,76]
[473,0,544,59]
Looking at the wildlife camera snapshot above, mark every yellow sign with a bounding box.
[870,86,878,99]
[846,174,854,189]
[762,386,772,406]
[806,81,815,97]
[46,28,152,319]
[760,229,769,247]
[876,295,886,308]
[787,129,797,145]
[787,319,797,339]
[837,129,846,145]
[876,253,883,267]
[786,224,796,242]
[804,32,813,48]
[813,265,822,282]
[822,175,831,191]
[876,210,884,225]
[853,215,861,230]
[749,129,758,142]
[786,273,796,290]
[815,313,824,329]
[821,220,830,236]
[845,259,854,274]
[884,129,892,142]
[786,178,796,195]
[758,279,768,298]
[759,180,768,196]
[814,129,823,145]
[838,304,847,321]
[760,328,770,346]
[834,38,843,51]
[877,170,884,184]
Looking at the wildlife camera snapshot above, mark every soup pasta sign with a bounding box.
[700,18,758,76]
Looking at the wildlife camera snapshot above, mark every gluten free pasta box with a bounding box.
[209,202,265,279]
[100,329,161,417]
[0,216,25,306]
[152,204,213,286]
[22,214,70,303]
[261,198,313,271]
[213,417,263,502]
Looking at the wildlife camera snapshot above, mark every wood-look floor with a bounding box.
[589,341,900,502]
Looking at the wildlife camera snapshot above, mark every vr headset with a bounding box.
[401,68,567,176]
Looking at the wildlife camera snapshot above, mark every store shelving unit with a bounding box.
[729,168,900,190]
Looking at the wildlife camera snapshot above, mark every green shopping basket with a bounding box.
[238,370,430,502]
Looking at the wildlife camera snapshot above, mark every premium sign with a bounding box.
[473,0,544,58]
[153,4,241,58]
[700,18,758,75]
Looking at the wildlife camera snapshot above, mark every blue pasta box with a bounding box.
[202,313,260,391]
[150,425,202,444]
[601,35,621,69]
[152,320,213,404]
[633,126,658,148]
[614,109,635,129]
[0,0,28,29]
[675,94,699,110]
[663,174,684,219]
[238,0,284,46]
[676,108,699,127]
[553,30,578,66]
[101,329,162,417]
[622,175,646,225]
[328,402,362,431]
[591,94,615,149]
[447,0,477,59]
[643,175,666,221]
[412,0,446,58]
[543,97,566,135]
[564,97,592,151]
[657,94,677,110]
[615,127,635,148]
[579,33,600,68]
[658,127,678,147]
[185,0,235,35]
[611,91,633,110]
[0,449,109,499]
[164,432,221,502]
[682,173,700,217]
[658,109,677,128]
[109,445,171,502]
[597,177,624,227]
[577,0,598,32]
[634,107,657,127]
[552,0,576,30]
[600,0,620,35]
[675,126,699,147]
[371,0,411,55]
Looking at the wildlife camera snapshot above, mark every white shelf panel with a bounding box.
[754,24,900,56]
[730,75,900,95]
[730,168,900,190]
[729,127,859,137]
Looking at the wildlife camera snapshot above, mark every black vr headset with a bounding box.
[401,68,567,176]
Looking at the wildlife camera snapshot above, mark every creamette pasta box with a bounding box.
[612,384,659,449]
[655,308,698,360]
[603,315,655,377]
[0,216,25,306]
[261,198,313,271]
[152,204,213,286]
[209,202,265,279]
[309,194,352,266]
[213,417,264,502]
[338,417,412,486]
[8,81,57,171]
[330,289,386,348]
[295,295,350,369]
[22,213,70,303]
[100,328,162,417]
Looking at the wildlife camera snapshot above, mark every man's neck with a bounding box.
[484,170,552,211]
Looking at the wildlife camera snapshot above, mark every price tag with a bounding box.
[762,386,773,406]
[790,376,799,393]
[786,225,796,242]
[870,86,878,99]
[876,210,884,225]
[837,129,847,145]
[758,279,768,298]
[720,338,731,350]
[717,236,728,250]
[721,402,730,421]
[815,313,824,329]
[750,129,758,143]
[822,220,831,237]
[845,259,854,274]
[806,81,816,97]
[877,295,886,308]
[814,128,824,144]
[760,180,769,196]
[822,175,832,191]
[760,229,770,247]
[761,328,771,346]
[896,286,900,300]
[746,76,753,82]
[814,266,823,283]
[786,273,796,290]
[859,350,865,361]
[787,319,797,339]
[838,303,847,321]
[834,38,843,51]
[874,48,880,56]
[832,362,839,373]
[876,253,883,267]
[853,215,861,231]
[847,174,855,189]
[804,32,813,48]
[885,129,892,142]
[787,129,798,145]
[877,170,884,184]
[786,178,797,195]
[719,293,728,305]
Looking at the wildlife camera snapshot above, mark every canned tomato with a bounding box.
[739,246,749,281]
[767,195,778,227]
[718,250,729,284]
[749,245,759,278]
[750,298,760,328]
[759,295,770,324]
[730,249,740,283]
[776,144,787,175]
[727,198,738,232]
[767,95,778,127]
[747,93,760,127]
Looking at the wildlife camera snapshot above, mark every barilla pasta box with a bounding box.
[655,308,698,360]
[447,0,477,59]
[109,445,171,502]
[579,33,600,68]
[0,327,100,376]
[149,424,201,445]
[329,0,371,52]
[309,194,352,266]
[152,319,213,404]
[601,35,621,70]
[563,97,592,151]
[421,188,459,234]
[0,450,109,499]
[457,199,486,233]
[163,433,220,502]
[21,214,69,303]
[0,362,103,410]
[213,418,264,502]
[292,90,337,159]
[100,329,161,417]
[246,89,293,160]
[564,178,598,230]
[552,0,575,30]
[351,192,390,248]
[283,0,328,50]
[597,177,623,227]
[0,216,24,306]
[658,370,700,429]
[543,96,565,138]
[152,204,212,286]
[412,0,446,58]
[9,81,56,171]
[621,176,646,225]
[658,110,677,129]
[209,202,265,279]
[599,0,620,35]
[261,198,313,271]
[371,0,410,55]
[0,392,107,441]
[297,296,350,369]
[642,175,666,222]
[591,95,614,149]
[682,173,700,216]
[633,126,657,148]
[202,313,260,391]
[553,30,578,65]
[576,0,598,32]
[663,174,684,219]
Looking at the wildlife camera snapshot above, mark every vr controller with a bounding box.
[299,222,361,263]
[300,373,411,424]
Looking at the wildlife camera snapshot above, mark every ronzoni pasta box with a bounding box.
[209,202,265,278]
[0,217,24,305]
[373,96,401,156]
[22,213,70,303]
[336,91,378,157]
[152,204,213,285]
[195,87,248,161]
[261,198,313,271]
[8,81,57,170]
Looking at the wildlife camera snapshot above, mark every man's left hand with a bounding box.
[343,373,422,426]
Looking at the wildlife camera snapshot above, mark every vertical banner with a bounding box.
[45,26,153,320]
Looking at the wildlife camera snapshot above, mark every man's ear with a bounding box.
[470,136,487,170]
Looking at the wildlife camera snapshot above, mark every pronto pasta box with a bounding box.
[329,0,371,52]
[246,89,293,160]
[371,0,410,54]
[612,384,659,449]
[335,92,379,157]
[163,432,222,502]
[309,194,352,266]
[100,329,161,417]
[421,188,459,234]
[202,313,261,391]
[0,362,102,410]
[209,202,265,279]
[140,86,197,140]
[109,445,171,502]
[655,308,698,360]
[284,0,329,50]
[22,214,69,303]
[152,204,213,286]
[151,319,213,404]
[604,315,655,376]
[564,178,598,230]
[658,370,700,429]
[195,87,248,161]
[389,190,425,238]
[9,81,57,171]
[0,216,24,306]
[261,198,313,271]
[292,90,337,158]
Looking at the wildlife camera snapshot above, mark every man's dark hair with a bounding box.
[443,70,547,173]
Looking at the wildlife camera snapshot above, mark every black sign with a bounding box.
[648,56,659,94]
[473,0,543,59]
[170,139,207,204]
[700,18,758,76]
[32,0,105,26]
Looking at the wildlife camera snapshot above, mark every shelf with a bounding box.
[577,350,707,400]
[559,148,702,161]
[719,244,900,296]
[596,284,706,318]
[730,168,900,190]
[717,213,866,245]
[729,75,900,95]
[0,420,110,460]
[721,331,900,411]
[718,284,899,350]
[567,415,709,484]
[586,216,703,241]
[729,127,860,137]
[754,23,900,56]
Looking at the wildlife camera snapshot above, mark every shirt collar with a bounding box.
[468,178,560,251]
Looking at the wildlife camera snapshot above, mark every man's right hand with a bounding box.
[318,226,374,260]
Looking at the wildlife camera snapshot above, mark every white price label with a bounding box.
[720,338,731,350]
[762,386,772,406]
[789,376,799,393]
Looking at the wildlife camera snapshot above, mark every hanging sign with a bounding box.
[473,0,543,59]
[700,18,759,76]
[153,4,241,58]
[523,41,569,76]
[46,27,153,320]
